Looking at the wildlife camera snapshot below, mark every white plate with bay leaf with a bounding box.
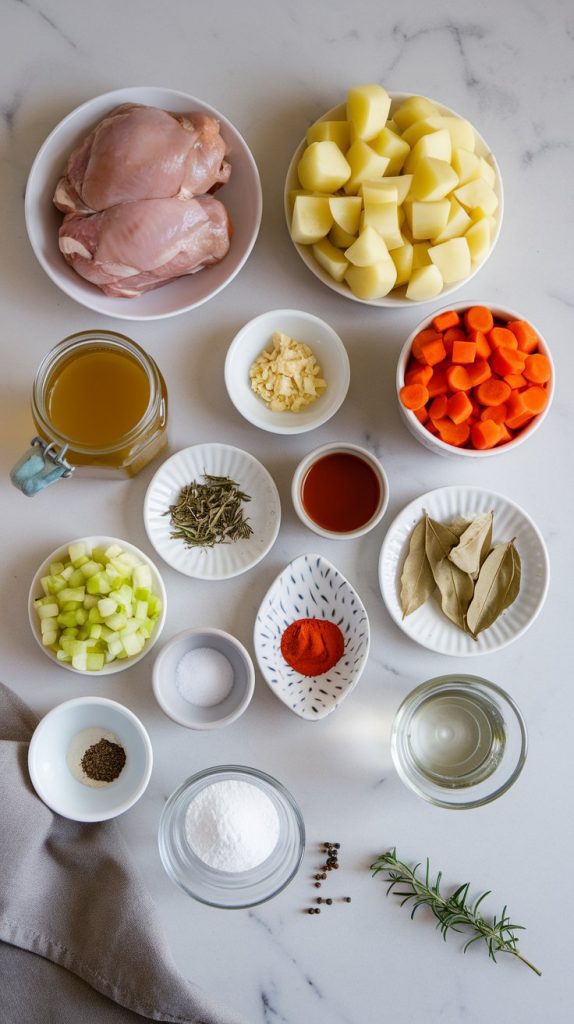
[378,486,549,656]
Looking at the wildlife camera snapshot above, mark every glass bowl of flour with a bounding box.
[158,765,305,908]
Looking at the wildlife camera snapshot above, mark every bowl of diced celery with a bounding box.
[28,536,167,674]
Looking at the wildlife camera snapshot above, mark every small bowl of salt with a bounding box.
[152,627,255,729]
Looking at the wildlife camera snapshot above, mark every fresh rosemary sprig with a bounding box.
[371,849,541,976]
[165,474,253,549]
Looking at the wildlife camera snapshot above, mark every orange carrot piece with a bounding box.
[433,310,461,332]
[420,339,447,366]
[490,346,527,377]
[427,368,449,398]
[466,360,492,387]
[504,373,527,390]
[467,329,491,360]
[442,327,466,354]
[471,420,503,450]
[524,353,551,384]
[507,320,539,353]
[480,403,508,424]
[497,423,513,444]
[522,386,548,415]
[505,391,533,430]
[405,363,433,387]
[466,415,479,429]
[412,329,442,361]
[476,378,511,407]
[429,394,448,420]
[435,418,471,447]
[465,306,494,333]
[452,340,477,364]
[400,383,429,411]
[446,365,473,392]
[414,405,429,424]
[488,326,518,351]
[425,421,439,436]
[447,391,473,424]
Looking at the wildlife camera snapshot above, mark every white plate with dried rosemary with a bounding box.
[144,444,281,580]
[379,486,549,655]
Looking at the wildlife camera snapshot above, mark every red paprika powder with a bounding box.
[280,618,345,677]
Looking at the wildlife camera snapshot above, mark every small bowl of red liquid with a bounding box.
[291,442,389,539]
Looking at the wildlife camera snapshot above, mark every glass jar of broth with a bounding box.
[11,331,168,495]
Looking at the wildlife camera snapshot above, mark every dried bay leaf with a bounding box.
[400,516,435,617]
[447,516,472,539]
[448,511,494,578]
[466,540,522,637]
[425,516,474,631]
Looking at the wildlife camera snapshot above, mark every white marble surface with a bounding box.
[1,1,573,1021]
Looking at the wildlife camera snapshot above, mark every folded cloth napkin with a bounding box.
[0,683,248,1024]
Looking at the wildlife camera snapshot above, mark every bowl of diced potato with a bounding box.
[28,536,167,674]
[284,86,503,305]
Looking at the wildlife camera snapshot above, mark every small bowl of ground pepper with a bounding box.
[28,696,153,822]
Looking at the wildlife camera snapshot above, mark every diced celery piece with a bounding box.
[57,611,78,628]
[139,619,153,639]
[61,627,79,639]
[38,602,59,619]
[61,601,81,612]
[108,558,131,578]
[69,568,86,587]
[97,597,117,618]
[40,617,57,634]
[134,587,151,602]
[72,650,88,671]
[104,650,117,663]
[42,630,58,646]
[80,560,103,579]
[40,576,52,596]
[104,612,127,631]
[72,555,89,569]
[104,544,123,559]
[59,637,77,654]
[117,551,141,569]
[83,595,98,609]
[75,609,88,625]
[50,575,68,594]
[132,564,152,591]
[107,636,123,659]
[86,652,105,671]
[68,542,86,563]
[49,561,65,576]
[120,618,144,637]
[122,633,144,657]
[86,573,111,595]
[116,584,133,603]
[59,586,86,603]
[61,565,74,581]
[134,600,148,619]
[56,650,72,662]
[100,626,114,641]
[89,624,103,639]
[87,607,102,624]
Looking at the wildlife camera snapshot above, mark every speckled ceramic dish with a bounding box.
[254,553,370,720]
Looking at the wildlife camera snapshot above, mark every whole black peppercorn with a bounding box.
[315,908,321,914]
[314,881,321,888]
[320,873,327,880]
[325,898,333,906]
[344,896,352,903]
[334,842,341,849]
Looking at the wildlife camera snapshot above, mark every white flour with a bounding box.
[175,647,234,707]
[185,779,280,872]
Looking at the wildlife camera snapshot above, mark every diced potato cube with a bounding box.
[329,223,357,248]
[406,264,444,300]
[390,242,414,287]
[401,119,438,148]
[297,141,351,192]
[479,156,496,188]
[312,237,349,282]
[424,116,476,151]
[393,95,439,132]
[361,202,403,249]
[454,179,498,216]
[465,219,491,263]
[347,83,391,141]
[328,195,362,234]
[432,197,472,243]
[306,120,351,151]
[369,127,410,175]
[412,242,432,268]
[407,199,450,240]
[345,225,390,266]
[345,259,397,299]
[344,140,389,194]
[410,157,458,201]
[405,129,452,173]
[451,148,481,186]
[362,174,413,205]
[291,196,333,244]
[428,237,472,283]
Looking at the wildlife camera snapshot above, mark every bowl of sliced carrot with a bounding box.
[396,302,554,457]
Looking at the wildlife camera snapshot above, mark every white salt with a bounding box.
[175,647,234,707]
[185,780,280,872]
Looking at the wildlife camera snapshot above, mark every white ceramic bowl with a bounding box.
[291,442,389,539]
[378,485,550,656]
[254,553,370,720]
[28,536,167,675]
[28,696,153,821]
[25,87,262,320]
[396,301,554,458]
[224,309,350,434]
[144,444,281,580]
[152,627,255,729]
[284,92,503,307]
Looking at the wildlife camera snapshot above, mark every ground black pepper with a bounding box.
[81,738,126,782]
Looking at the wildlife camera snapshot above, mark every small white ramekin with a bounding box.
[291,442,389,539]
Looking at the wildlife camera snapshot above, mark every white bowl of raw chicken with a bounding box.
[25,87,263,320]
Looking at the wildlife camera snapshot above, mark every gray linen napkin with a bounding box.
[0,683,249,1024]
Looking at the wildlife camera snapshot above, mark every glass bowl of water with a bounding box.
[391,675,527,809]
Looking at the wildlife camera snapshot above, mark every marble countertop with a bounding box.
[1,1,573,1021]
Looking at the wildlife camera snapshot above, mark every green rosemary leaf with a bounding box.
[371,849,541,976]
[165,474,254,549]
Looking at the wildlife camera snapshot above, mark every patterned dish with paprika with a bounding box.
[253,553,370,721]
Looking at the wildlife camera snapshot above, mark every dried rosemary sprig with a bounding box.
[165,474,253,549]
[372,849,541,976]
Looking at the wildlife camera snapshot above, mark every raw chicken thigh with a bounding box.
[59,195,231,297]
[54,104,230,213]
[53,103,233,298]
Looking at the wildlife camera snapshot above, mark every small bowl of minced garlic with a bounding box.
[224,309,350,434]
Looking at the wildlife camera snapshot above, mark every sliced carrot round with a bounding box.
[446,365,472,392]
[524,353,551,384]
[464,306,494,333]
[475,379,511,407]
[471,420,503,450]
[399,383,429,411]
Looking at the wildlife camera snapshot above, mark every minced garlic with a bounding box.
[249,332,327,412]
